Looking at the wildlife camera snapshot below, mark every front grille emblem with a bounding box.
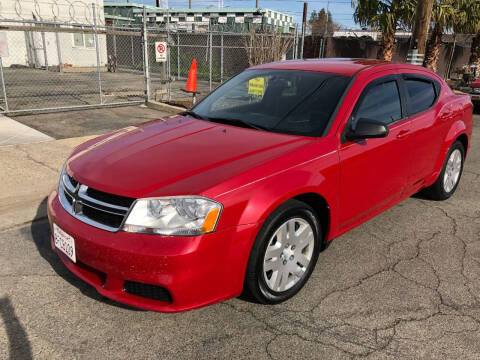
[72,196,83,214]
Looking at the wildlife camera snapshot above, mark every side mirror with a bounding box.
[346,118,389,141]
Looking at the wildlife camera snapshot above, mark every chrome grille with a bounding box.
[58,172,135,232]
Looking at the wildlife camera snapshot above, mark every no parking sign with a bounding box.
[155,41,167,62]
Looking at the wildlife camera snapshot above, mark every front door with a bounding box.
[338,73,413,230]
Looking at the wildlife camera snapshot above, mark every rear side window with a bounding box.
[405,79,436,114]
[355,80,402,125]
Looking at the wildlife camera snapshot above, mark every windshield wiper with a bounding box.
[207,117,270,131]
[182,110,206,120]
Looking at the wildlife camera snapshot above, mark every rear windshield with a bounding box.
[192,69,351,137]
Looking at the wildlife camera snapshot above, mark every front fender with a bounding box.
[216,148,340,237]
[215,153,340,295]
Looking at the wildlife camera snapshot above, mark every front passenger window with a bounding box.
[355,80,402,126]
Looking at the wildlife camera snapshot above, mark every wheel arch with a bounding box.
[428,121,468,185]
[456,133,469,157]
[293,192,331,244]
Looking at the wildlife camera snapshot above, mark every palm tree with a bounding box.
[351,0,414,61]
[471,34,480,74]
[466,1,480,75]
[423,0,457,72]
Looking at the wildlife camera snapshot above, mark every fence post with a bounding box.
[294,24,299,60]
[92,4,103,105]
[54,17,62,73]
[220,31,223,83]
[209,31,212,91]
[177,32,180,79]
[41,32,48,70]
[131,35,135,66]
[292,25,297,59]
[143,6,151,101]
[0,57,9,112]
[113,34,117,59]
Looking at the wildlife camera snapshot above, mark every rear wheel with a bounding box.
[243,199,322,304]
[422,141,465,200]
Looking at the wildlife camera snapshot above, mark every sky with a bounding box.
[124,0,357,29]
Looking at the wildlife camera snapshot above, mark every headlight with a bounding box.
[473,88,480,94]
[123,197,222,236]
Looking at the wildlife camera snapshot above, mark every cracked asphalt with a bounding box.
[0,114,479,359]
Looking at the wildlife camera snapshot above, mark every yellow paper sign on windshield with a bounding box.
[248,77,265,96]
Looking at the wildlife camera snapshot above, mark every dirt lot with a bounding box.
[0,113,479,359]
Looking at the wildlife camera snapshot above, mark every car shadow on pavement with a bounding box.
[0,296,33,360]
[30,197,143,311]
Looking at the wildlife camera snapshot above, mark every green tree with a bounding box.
[351,0,414,61]
[309,8,337,37]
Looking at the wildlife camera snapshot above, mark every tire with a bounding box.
[422,141,465,201]
[243,199,322,304]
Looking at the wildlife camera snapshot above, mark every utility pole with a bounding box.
[407,0,434,65]
[256,0,259,8]
[189,0,192,9]
[300,2,307,59]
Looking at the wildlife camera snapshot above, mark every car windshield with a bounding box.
[191,69,351,137]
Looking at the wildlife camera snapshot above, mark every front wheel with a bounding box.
[422,141,465,200]
[243,199,322,304]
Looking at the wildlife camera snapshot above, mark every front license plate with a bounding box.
[53,223,76,263]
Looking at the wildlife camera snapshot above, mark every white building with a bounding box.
[333,30,412,41]
[0,0,107,69]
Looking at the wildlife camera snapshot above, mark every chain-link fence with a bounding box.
[0,22,147,113]
[147,30,298,106]
[0,6,300,114]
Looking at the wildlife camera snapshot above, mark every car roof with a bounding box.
[249,58,425,77]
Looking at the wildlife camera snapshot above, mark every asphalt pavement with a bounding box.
[0,113,479,359]
[11,105,175,139]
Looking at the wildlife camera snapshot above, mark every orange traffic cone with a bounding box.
[185,59,197,93]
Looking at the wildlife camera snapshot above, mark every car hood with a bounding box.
[67,115,313,198]
[472,79,480,88]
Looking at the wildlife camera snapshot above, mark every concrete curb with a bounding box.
[146,101,186,113]
[0,114,53,147]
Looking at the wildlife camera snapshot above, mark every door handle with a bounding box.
[396,129,410,139]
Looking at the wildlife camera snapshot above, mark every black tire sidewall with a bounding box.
[247,200,322,304]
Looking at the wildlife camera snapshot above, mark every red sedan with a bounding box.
[47,59,473,312]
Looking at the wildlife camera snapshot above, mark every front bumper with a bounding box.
[47,190,259,312]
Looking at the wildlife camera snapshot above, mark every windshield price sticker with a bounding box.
[248,77,265,96]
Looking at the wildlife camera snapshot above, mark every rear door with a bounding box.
[399,74,445,190]
[337,73,413,230]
